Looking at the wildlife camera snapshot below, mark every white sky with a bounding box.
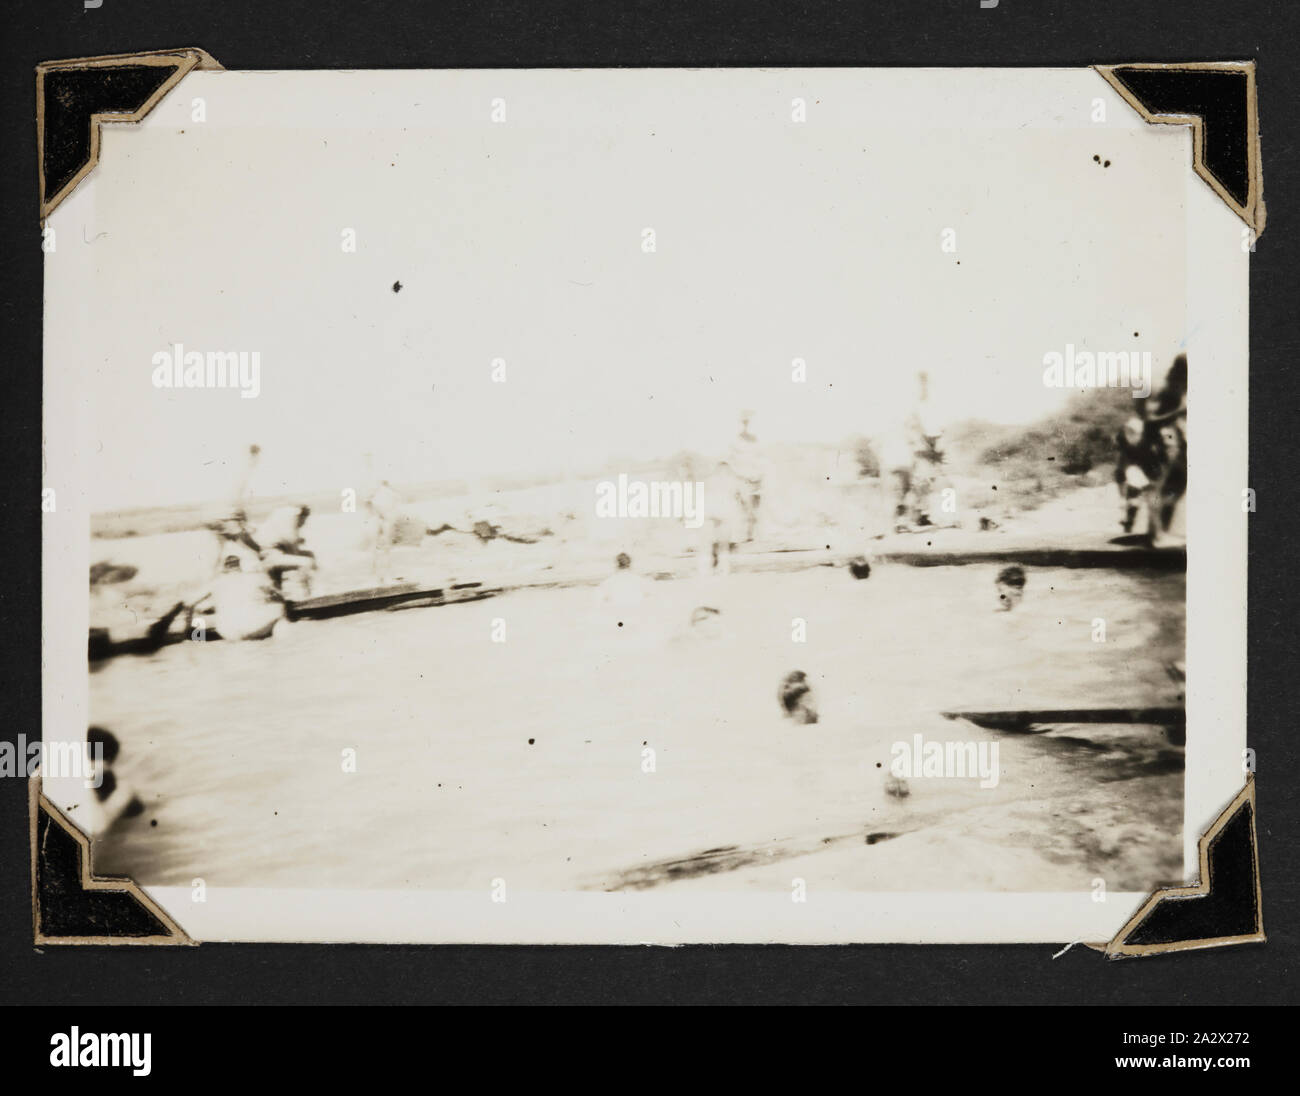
[50,70,1188,511]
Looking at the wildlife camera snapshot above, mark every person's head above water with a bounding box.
[994,565,1026,611]
[87,725,121,765]
[222,555,243,573]
[615,552,631,570]
[778,670,819,724]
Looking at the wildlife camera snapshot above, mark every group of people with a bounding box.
[694,380,948,577]
[199,502,316,640]
[1114,353,1188,547]
[194,446,550,639]
[181,445,319,641]
[183,353,1186,642]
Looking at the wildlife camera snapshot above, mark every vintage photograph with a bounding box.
[38,66,1245,944]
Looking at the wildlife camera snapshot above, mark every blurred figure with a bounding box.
[1145,353,1187,424]
[727,410,764,542]
[994,565,1026,612]
[688,605,724,639]
[698,461,746,576]
[778,670,819,725]
[204,442,265,574]
[904,371,945,528]
[883,772,911,798]
[257,504,317,598]
[204,554,284,640]
[877,421,915,531]
[879,371,945,532]
[83,726,145,837]
[596,552,662,648]
[599,552,650,609]
[233,443,261,506]
[207,514,262,573]
[366,478,406,583]
[1133,353,1188,547]
[88,561,137,586]
[1114,416,1160,534]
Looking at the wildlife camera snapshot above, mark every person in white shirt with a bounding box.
[206,554,284,640]
[727,411,764,542]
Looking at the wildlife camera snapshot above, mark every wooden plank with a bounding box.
[942,707,1185,731]
[878,547,1185,571]
[285,582,499,621]
[287,582,421,613]
[90,582,502,657]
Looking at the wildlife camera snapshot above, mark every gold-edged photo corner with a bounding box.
[1095,60,1265,237]
[1090,776,1263,959]
[37,47,223,222]
[30,772,194,946]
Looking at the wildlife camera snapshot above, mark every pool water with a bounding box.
[89,562,1185,893]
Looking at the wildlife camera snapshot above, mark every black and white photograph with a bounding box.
[33,63,1250,945]
[5,0,1300,1059]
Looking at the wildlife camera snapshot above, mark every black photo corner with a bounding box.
[1,0,1295,1060]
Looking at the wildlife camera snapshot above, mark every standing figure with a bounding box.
[366,478,404,583]
[698,460,746,577]
[1114,416,1161,534]
[879,371,945,532]
[1134,354,1188,547]
[904,371,945,528]
[256,504,317,599]
[727,410,764,543]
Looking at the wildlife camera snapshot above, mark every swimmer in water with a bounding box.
[84,726,146,836]
[994,565,1026,612]
[778,670,819,725]
[600,553,643,603]
[599,552,654,623]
